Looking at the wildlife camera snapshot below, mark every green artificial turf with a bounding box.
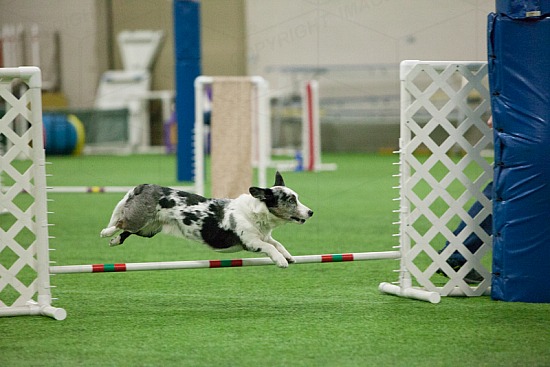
[1,153,549,366]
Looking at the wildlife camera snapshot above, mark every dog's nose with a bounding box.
[308,210,314,217]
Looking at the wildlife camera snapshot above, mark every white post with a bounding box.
[252,76,269,188]
[29,24,41,66]
[194,76,211,196]
[300,80,337,172]
[398,61,414,292]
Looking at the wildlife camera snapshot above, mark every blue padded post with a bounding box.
[488,0,550,302]
[174,0,201,181]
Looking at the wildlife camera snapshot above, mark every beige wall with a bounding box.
[200,0,246,76]
[246,0,494,87]
[2,0,494,110]
[1,0,246,108]
[0,0,109,108]
[110,0,174,91]
[110,0,246,90]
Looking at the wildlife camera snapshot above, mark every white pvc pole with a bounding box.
[194,76,210,196]
[398,61,413,291]
[252,76,269,188]
[50,251,400,274]
[30,24,41,66]
[300,80,337,172]
[46,185,195,194]
[378,282,441,304]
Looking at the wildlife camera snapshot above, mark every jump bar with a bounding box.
[47,186,195,193]
[49,251,400,274]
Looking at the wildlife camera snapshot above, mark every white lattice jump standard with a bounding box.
[379,60,493,302]
[0,67,66,320]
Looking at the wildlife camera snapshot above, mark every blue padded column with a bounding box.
[488,0,550,302]
[174,0,201,181]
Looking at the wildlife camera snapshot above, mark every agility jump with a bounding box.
[0,67,417,322]
[1,58,507,321]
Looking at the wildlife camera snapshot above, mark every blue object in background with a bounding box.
[488,1,550,302]
[174,0,201,181]
[43,113,84,155]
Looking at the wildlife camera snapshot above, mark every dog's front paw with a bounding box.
[272,255,289,268]
[276,247,295,264]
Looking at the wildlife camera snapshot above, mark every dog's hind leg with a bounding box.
[100,192,131,238]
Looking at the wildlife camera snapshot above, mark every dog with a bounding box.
[100,172,313,268]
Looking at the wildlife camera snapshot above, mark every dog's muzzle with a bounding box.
[291,210,313,224]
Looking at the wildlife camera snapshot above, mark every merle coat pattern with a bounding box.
[100,172,313,268]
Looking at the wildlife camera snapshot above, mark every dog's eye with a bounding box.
[289,196,297,204]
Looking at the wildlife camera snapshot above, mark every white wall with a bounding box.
[246,0,494,88]
[0,0,108,108]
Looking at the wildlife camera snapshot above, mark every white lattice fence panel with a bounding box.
[0,67,65,319]
[398,61,492,297]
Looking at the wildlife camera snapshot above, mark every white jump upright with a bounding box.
[276,80,337,172]
[379,60,493,303]
[0,67,66,320]
[300,80,337,172]
[194,76,269,196]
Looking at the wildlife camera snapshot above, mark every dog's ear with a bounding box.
[274,171,285,187]
[250,187,276,207]
[249,187,269,201]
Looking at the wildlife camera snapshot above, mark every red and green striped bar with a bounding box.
[50,251,400,274]
[208,259,243,268]
[321,253,354,262]
[91,263,127,272]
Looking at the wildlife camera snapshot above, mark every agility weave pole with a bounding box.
[50,251,400,274]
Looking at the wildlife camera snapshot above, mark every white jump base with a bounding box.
[378,282,441,304]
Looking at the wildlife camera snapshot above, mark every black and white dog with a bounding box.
[100,172,313,268]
